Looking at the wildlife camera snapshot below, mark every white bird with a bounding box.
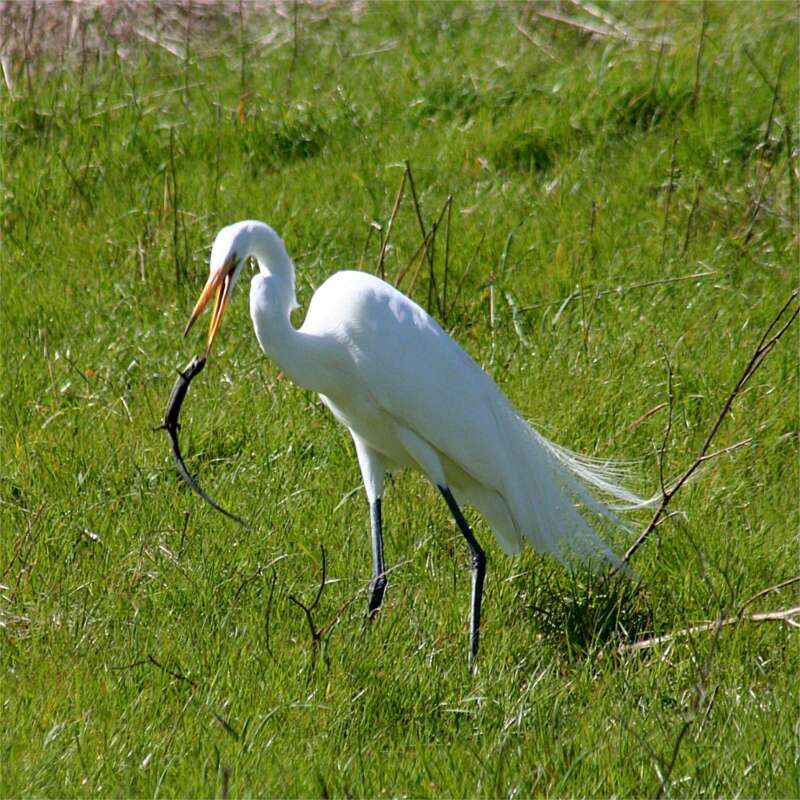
[184,220,645,661]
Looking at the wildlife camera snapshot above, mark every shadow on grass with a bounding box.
[524,568,653,657]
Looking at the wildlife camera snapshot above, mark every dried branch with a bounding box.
[358,220,382,272]
[743,55,788,245]
[610,401,667,441]
[263,569,278,658]
[535,6,670,48]
[654,613,720,799]
[289,544,327,648]
[697,437,752,464]
[404,160,443,318]
[442,195,453,324]
[397,193,451,299]
[681,179,701,257]
[394,225,434,292]
[689,2,708,114]
[446,232,486,329]
[232,554,288,603]
[514,22,561,63]
[737,575,800,616]
[147,654,198,687]
[656,345,674,498]
[288,548,413,657]
[660,127,679,267]
[619,289,799,567]
[518,270,719,314]
[376,167,407,280]
[618,605,800,655]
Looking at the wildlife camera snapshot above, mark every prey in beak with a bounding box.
[184,253,239,354]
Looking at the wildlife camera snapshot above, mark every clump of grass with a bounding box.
[525,571,653,656]
[611,80,693,132]
[238,102,332,171]
[491,128,557,173]
[412,75,482,122]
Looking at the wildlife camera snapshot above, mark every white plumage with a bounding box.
[185,220,645,660]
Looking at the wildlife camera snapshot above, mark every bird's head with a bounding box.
[183,222,253,354]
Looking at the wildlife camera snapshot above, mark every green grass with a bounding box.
[1,1,798,796]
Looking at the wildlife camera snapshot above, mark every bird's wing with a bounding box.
[311,272,512,491]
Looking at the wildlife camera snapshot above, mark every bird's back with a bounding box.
[302,270,508,468]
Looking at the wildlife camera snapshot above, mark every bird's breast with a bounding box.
[318,390,415,471]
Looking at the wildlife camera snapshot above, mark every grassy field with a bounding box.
[2,1,798,796]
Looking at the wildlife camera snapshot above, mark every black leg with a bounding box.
[367,498,387,617]
[439,486,486,664]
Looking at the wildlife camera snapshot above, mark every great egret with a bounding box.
[184,220,644,661]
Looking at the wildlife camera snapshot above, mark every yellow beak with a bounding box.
[184,256,237,354]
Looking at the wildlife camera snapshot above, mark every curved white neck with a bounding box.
[246,232,332,395]
[245,224,299,312]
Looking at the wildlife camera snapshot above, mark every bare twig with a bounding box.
[737,575,800,616]
[147,654,198,687]
[743,56,787,245]
[377,167,407,280]
[167,126,184,288]
[661,127,679,267]
[690,1,708,114]
[397,194,451,297]
[404,160,443,318]
[654,613,720,799]
[289,544,327,648]
[442,195,453,324]
[447,232,486,326]
[697,437,752,464]
[317,589,363,641]
[232,554,288,602]
[656,345,674,498]
[535,6,670,48]
[743,46,797,225]
[611,401,667,441]
[359,220,381,271]
[618,606,800,655]
[395,226,434,292]
[514,22,561,63]
[681,179,701,257]
[518,270,719,314]
[288,547,408,656]
[263,569,278,658]
[619,289,800,567]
